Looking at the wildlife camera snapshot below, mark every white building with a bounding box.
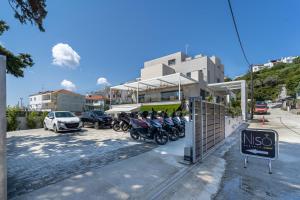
[110,51,248,120]
[252,64,266,72]
[85,95,106,111]
[29,89,85,112]
[253,56,298,72]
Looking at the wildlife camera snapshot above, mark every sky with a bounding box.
[1,0,300,106]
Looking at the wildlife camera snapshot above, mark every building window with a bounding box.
[168,59,176,66]
[200,89,206,100]
[34,97,36,101]
[186,72,191,78]
[161,90,182,101]
[138,94,145,103]
[217,78,220,83]
[207,70,210,83]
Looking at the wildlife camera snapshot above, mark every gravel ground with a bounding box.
[7,128,157,199]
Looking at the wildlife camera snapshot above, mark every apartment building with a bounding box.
[29,89,85,112]
[141,52,224,84]
[111,52,225,105]
[85,95,106,111]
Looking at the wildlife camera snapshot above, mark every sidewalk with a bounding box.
[14,124,247,200]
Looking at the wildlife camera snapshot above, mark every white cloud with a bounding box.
[52,43,80,69]
[97,77,110,85]
[61,80,76,91]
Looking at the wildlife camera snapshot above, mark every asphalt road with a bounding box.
[214,108,300,200]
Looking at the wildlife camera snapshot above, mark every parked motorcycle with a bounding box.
[160,110,179,141]
[129,111,169,145]
[112,118,121,131]
[171,111,185,138]
[119,112,130,132]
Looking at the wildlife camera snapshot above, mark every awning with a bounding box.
[111,73,197,91]
[105,105,140,114]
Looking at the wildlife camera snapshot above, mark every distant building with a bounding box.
[85,95,106,111]
[29,89,85,112]
[252,64,265,72]
[253,56,297,72]
[278,85,288,101]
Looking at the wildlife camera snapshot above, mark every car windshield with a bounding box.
[256,105,267,108]
[93,111,105,116]
[55,112,75,118]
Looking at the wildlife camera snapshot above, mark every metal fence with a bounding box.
[190,97,225,163]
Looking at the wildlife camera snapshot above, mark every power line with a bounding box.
[227,0,251,66]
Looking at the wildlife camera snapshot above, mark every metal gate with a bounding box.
[190,97,225,163]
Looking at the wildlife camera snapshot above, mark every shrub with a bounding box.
[26,111,38,129]
[6,107,20,131]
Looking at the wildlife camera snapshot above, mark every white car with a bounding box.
[44,111,82,133]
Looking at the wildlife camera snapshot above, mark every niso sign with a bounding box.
[241,129,278,159]
[240,128,279,174]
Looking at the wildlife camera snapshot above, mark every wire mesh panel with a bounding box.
[191,98,226,162]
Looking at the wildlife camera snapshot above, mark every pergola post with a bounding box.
[241,80,247,121]
[178,74,181,101]
[137,82,139,104]
[109,88,112,108]
[0,55,7,200]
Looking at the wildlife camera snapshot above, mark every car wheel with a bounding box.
[94,121,100,129]
[82,122,85,127]
[53,124,59,133]
[44,123,48,130]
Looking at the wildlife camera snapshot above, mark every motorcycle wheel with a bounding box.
[179,127,185,138]
[130,129,140,140]
[169,128,179,141]
[121,123,130,132]
[155,131,168,145]
[112,123,121,131]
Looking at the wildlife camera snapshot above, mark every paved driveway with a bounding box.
[7,128,157,199]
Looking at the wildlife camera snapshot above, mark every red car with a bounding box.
[254,104,268,114]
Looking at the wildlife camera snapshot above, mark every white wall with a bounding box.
[225,116,243,137]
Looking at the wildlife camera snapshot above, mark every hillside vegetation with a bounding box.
[235,58,300,101]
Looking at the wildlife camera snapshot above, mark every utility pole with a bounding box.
[185,44,189,55]
[250,64,254,120]
[0,55,7,199]
[20,98,23,109]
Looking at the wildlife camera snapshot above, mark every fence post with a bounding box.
[219,105,221,141]
[200,99,203,161]
[213,104,215,146]
[0,55,7,200]
[205,102,208,152]
[192,98,196,163]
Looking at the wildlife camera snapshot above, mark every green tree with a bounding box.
[6,107,20,131]
[293,56,300,64]
[224,76,232,82]
[0,0,47,77]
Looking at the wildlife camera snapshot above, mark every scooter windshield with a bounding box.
[151,119,162,128]
[165,118,174,125]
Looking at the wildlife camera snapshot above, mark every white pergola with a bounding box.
[110,73,198,103]
[208,80,247,121]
